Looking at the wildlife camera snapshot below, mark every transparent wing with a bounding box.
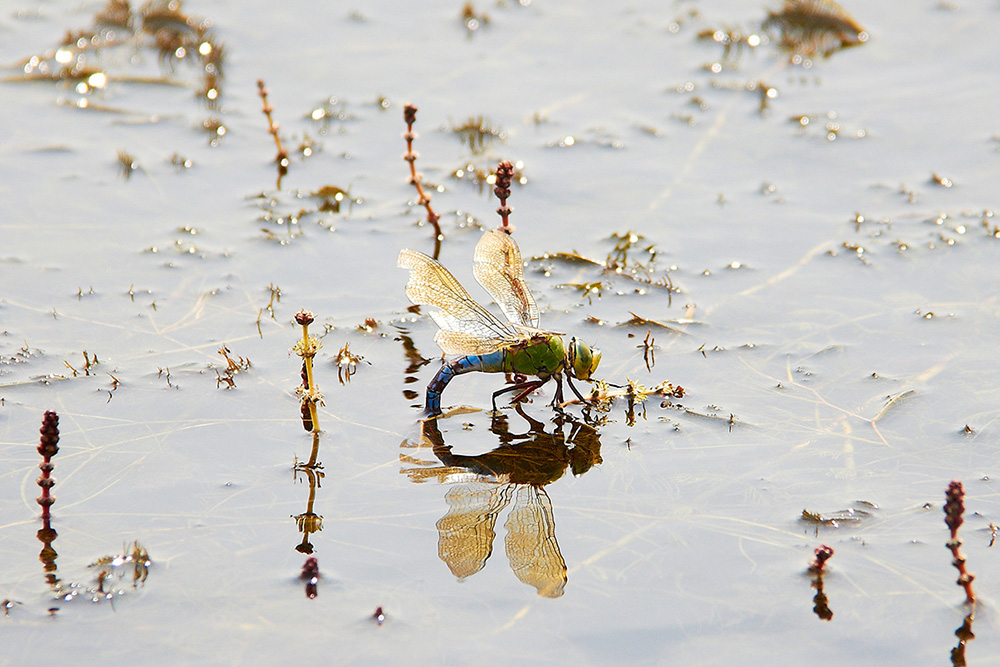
[399,248,527,353]
[474,229,540,329]
[436,483,513,579]
[434,330,511,356]
[504,485,567,598]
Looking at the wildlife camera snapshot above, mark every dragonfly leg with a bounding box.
[511,379,547,404]
[565,375,590,403]
[491,378,547,412]
[553,376,565,407]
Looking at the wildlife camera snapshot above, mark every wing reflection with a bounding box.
[404,406,602,597]
[505,485,565,598]
[437,483,510,579]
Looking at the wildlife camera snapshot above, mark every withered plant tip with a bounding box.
[402,103,443,257]
[494,160,514,233]
[258,79,289,189]
[808,544,834,574]
[37,411,60,522]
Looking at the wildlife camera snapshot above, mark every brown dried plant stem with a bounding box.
[944,480,976,606]
[37,411,60,522]
[493,159,514,233]
[37,411,61,588]
[402,104,442,257]
[258,79,289,189]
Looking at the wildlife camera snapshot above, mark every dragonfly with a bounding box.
[398,228,601,416]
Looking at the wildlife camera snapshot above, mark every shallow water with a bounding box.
[2,0,998,664]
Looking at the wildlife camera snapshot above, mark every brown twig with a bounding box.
[258,79,289,189]
[494,159,514,233]
[944,480,977,606]
[402,103,443,257]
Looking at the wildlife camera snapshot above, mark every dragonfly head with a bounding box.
[568,337,601,381]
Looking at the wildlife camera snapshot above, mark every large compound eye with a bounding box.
[588,347,602,377]
[570,338,599,380]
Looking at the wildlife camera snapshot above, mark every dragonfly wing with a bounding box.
[434,330,511,356]
[399,249,524,351]
[504,485,567,598]
[436,483,513,579]
[473,229,540,329]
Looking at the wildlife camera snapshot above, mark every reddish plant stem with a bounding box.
[807,544,834,621]
[36,411,60,586]
[36,411,60,522]
[808,544,834,574]
[944,480,976,606]
[402,104,443,257]
[257,79,289,189]
[494,160,514,233]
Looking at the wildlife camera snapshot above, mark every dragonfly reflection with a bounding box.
[403,406,602,597]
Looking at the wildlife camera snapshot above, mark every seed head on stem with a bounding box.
[808,544,834,574]
[293,310,323,432]
[402,103,443,256]
[494,160,514,234]
[944,480,976,606]
[36,411,60,521]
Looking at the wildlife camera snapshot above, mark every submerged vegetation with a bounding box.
[10,0,226,113]
[764,0,868,57]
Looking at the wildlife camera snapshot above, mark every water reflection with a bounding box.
[292,431,324,556]
[393,322,432,404]
[951,612,975,666]
[806,546,834,622]
[403,406,602,597]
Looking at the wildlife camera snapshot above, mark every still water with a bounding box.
[1,0,998,664]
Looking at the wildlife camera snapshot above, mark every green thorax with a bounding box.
[503,334,566,378]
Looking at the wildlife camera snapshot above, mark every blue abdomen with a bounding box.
[425,350,506,415]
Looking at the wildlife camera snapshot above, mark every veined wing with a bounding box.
[398,249,527,353]
[473,229,540,329]
[436,483,513,579]
[504,485,567,598]
[433,330,512,356]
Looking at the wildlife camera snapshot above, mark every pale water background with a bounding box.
[2,0,999,664]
